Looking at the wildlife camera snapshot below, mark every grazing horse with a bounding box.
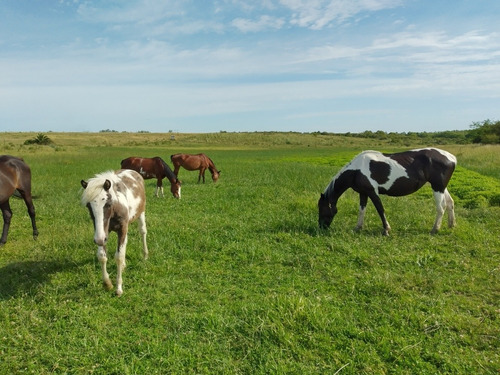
[121,156,181,198]
[0,155,38,245]
[318,148,456,235]
[170,153,220,183]
[81,169,148,296]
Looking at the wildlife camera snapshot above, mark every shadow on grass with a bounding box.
[0,260,81,300]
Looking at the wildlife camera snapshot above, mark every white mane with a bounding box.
[81,170,118,205]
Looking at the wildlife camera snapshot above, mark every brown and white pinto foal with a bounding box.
[0,155,38,245]
[81,169,148,296]
[121,156,181,198]
[318,148,456,235]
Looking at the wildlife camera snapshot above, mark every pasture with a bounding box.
[0,132,499,374]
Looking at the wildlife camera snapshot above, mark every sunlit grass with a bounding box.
[0,133,498,374]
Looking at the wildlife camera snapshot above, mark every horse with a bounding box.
[81,169,148,296]
[170,153,220,183]
[0,155,38,245]
[318,148,456,235]
[120,156,181,199]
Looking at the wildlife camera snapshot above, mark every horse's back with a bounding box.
[121,156,141,170]
[0,155,32,193]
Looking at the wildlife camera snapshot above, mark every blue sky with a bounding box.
[1,0,499,133]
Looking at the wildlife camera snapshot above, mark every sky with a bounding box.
[1,0,499,134]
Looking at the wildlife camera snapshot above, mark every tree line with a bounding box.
[335,119,500,145]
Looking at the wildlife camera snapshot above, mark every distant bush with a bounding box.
[467,119,500,144]
[24,133,53,145]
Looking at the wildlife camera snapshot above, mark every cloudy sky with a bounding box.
[1,0,499,133]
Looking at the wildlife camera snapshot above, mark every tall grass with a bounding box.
[0,134,498,374]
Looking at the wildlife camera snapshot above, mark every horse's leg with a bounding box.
[431,191,447,234]
[173,165,180,177]
[115,227,128,296]
[97,245,113,290]
[356,194,368,231]
[18,189,38,240]
[156,178,164,198]
[137,211,148,259]
[368,193,391,235]
[197,170,202,183]
[0,201,13,245]
[444,188,456,228]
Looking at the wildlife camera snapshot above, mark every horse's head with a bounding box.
[171,179,182,199]
[81,179,113,245]
[318,193,337,229]
[211,170,221,183]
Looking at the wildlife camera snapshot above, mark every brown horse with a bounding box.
[121,156,181,198]
[0,155,38,245]
[170,153,220,183]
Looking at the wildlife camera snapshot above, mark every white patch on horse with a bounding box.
[347,151,409,191]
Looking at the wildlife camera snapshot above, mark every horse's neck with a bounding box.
[326,172,351,204]
[161,164,177,182]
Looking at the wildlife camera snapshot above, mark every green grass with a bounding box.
[0,133,499,374]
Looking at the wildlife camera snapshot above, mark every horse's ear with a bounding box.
[81,180,88,189]
[103,179,111,191]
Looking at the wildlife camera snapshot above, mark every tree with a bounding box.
[468,119,500,144]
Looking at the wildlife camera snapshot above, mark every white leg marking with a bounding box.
[115,235,128,296]
[445,189,456,228]
[138,212,148,259]
[356,206,367,230]
[97,246,112,290]
[431,191,446,234]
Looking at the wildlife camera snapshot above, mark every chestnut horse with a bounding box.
[121,156,181,198]
[170,153,220,183]
[318,148,456,235]
[0,155,38,245]
[81,169,148,296]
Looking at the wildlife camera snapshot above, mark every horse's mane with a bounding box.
[158,157,177,181]
[206,156,216,169]
[81,170,117,205]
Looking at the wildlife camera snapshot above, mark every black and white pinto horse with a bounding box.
[81,169,148,296]
[318,148,456,235]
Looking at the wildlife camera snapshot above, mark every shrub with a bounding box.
[24,133,53,145]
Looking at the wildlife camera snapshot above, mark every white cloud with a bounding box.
[280,0,402,29]
[232,15,285,32]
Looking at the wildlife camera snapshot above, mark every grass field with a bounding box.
[0,132,499,374]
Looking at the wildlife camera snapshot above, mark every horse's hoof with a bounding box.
[103,280,113,290]
[115,289,123,297]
